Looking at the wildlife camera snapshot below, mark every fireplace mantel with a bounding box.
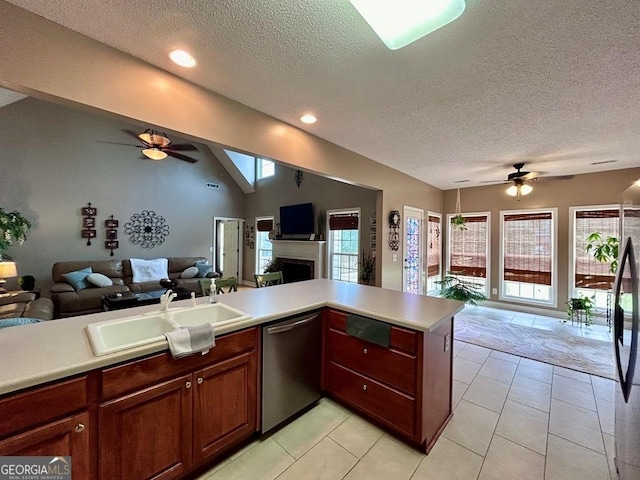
[270,240,326,279]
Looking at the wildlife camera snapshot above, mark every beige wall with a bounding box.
[0,1,444,291]
[443,168,640,314]
[1,97,245,292]
[243,163,378,281]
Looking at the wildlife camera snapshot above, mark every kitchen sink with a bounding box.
[170,303,251,327]
[86,303,252,356]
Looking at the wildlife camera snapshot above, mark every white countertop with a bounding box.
[0,279,463,395]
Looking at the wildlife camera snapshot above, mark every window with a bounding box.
[255,216,274,273]
[256,158,275,179]
[328,209,360,283]
[500,209,557,306]
[426,213,442,294]
[446,213,490,296]
[570,206,619,309]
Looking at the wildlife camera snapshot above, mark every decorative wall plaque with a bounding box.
[124,210,170,249]
[105,215,119,256]
[81,202,97,246]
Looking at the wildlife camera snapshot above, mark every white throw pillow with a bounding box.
[130,258,168,283]
[181,266,199,279]
[86,273,113,288]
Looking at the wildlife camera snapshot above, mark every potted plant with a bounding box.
[0,208,32,260]
[359,251,376,285]
[316,211,326,240]
[585,232,619,274]
[435,274,487,305]
[263,257,284,274]
[451,185,467,231]
[566,295,595,326]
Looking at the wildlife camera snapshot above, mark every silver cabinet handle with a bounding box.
[362,384,367,391]
[186,381,192,389]
[75,424,85,433]
[197,377,203,385]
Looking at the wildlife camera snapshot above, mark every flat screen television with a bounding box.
[279,203,314,236]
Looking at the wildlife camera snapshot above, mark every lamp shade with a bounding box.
[506,185,518,197]
[0,261,18,278]
[142,148,168,160]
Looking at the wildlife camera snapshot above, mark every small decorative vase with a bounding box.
[19,275,36,291]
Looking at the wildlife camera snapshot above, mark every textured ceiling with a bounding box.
[6,0,640,189]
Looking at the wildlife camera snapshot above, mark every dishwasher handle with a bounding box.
[266,313,320,335]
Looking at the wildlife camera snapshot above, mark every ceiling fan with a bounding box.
[506,162,534,197]
[121,129,200,163]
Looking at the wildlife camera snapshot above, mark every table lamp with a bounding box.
[0,261,18,294]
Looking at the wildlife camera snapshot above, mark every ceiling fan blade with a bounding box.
[167,151,198,163]
[534,174,575,182]
[122,129,147,143]
[167,143,198,151]
[99,140,145,147]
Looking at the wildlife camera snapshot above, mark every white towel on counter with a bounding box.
[165,324,216,359]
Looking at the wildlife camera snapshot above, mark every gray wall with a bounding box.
[0,97,245,293]
[243,165,378,280]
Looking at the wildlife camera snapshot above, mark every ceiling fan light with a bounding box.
[349,0,466,50]
[169,49,196,68]
[520,184,533,195]
[142,148,168,160]
[138,130,171,148]
[506,185,518,197]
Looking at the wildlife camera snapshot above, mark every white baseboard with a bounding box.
[475,300,610,327]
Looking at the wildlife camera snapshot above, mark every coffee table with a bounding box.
[101,288,192,311]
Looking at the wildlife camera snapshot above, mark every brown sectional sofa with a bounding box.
[0,292,54,320]
[50,257,213,318]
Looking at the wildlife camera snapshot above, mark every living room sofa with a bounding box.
[50,257,215,318]
[0,292,54,321]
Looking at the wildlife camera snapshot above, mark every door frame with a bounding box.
[213,216,245,283]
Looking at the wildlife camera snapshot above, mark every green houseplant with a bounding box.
[565,295,595,326]
[316,211,326,240]
[435,274,487,305]
[451,185,467,231]
[263,257,284,274]
[0,208,32,259]
[358,251,376,285]
[585,232,619,274]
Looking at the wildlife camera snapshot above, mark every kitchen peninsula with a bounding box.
[0,279,463,479]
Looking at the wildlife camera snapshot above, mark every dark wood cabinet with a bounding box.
[98,327,259,480]
[0,412,91,478]
[323,308,453,453]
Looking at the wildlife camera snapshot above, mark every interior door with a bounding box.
[222,220,240,277]
[403,206,424,294]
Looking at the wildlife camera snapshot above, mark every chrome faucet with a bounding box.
[160,289,178,312]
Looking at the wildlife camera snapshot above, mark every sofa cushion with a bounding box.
[52,260,124,284]
[63,267,93,290]
[0,303,27,319]
[87,272,113,288]
[195,262,212,278]
[0,317,42,329]
[23,298,54,321]
[130,258,168,283]
[181,266,199,279]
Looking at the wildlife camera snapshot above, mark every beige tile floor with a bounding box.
[195,338,617,480]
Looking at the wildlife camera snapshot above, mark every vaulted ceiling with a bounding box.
[5,0,640,189]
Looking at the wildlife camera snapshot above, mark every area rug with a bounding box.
[454,311,615,379]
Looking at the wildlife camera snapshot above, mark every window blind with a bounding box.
[329,213,359,230]
[449,215,488,278]
[574,209,619,290]
[503,212,552,285]
[256,219,274,232]
[427,215,441,276]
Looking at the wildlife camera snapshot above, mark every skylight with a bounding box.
[349,0,466,50]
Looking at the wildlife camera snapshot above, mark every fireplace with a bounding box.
[270,240,326,280]
[279,258,314,283]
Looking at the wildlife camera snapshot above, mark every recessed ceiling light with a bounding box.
[169,50,196,68]
[300,114,317,124]
[349,0,466,50]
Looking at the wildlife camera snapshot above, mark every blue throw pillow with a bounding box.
[195,262,212,278]
[0,317,43,329]
[62,267,93,290]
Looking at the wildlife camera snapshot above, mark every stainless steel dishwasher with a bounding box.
[262,310,322,433]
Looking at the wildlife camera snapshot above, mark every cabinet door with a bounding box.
[99,374,192,480]
[193,351,258,464]
[0,411,90,478]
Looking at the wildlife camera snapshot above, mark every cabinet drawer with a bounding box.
[101,327,257,400]
[326,362,415,437]
[326,309,418,355]
[0,376,87,439]
[326,329,416,395]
